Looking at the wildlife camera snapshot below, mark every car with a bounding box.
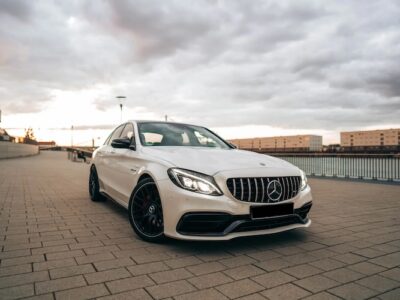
[89,120,312,242]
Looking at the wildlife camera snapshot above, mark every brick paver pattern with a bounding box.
[1,152,400,299]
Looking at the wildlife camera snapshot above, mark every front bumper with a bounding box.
[177,202,312,236]
[156,177,313,241]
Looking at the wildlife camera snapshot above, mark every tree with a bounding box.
[24,127,38,145]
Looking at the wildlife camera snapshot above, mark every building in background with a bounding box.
[341,128,400,153]
[0,128,15,142]
[37,141,56,150]
[229,135,323,152]
[14,136,25,143]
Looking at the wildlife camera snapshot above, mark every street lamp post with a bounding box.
[92,136,101,149]
[71,125,74,147]
[116,96,126,122]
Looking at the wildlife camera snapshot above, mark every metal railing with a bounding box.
[272,155,400,182]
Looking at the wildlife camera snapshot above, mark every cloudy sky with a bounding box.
[1,0,399,145]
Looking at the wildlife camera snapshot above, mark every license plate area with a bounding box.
[251,203,294,219]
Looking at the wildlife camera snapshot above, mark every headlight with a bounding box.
[300,170,308,190]
[167,168,223,196]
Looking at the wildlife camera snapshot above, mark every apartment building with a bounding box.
[341,129,400,148]
[229,135,323,152]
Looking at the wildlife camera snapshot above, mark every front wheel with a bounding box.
[89,166,105,202]
[128,178,165,242]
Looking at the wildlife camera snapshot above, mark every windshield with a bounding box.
[138,122,232,149]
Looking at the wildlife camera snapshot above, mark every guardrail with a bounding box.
[272,154,400,182]
[42,146,94,158]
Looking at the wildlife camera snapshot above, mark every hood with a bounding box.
[141,146,296,175]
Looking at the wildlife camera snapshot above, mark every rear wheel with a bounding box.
[129,178,164,242]
[89,166,104,202]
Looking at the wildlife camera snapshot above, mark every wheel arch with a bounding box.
[137,173,154,183]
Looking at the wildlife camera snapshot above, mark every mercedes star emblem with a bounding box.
[266,180,282,202]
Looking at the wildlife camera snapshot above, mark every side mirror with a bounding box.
[111,138,135,149]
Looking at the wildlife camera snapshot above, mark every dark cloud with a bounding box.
[0,0,33,21]
[0,81,52,114]
[0,0,399,131]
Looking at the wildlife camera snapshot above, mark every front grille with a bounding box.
[226,176,301,203]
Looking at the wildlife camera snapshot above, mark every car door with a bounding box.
[95,131,113,190]
[99,124,125,195]
[107,123,141,206]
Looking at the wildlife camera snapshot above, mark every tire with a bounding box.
[89,166,104,202]
[128,178,165,242]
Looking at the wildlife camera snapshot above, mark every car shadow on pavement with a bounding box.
[164,230,309,252]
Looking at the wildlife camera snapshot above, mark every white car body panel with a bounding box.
[140,146,296,175]
[92,120,313,240]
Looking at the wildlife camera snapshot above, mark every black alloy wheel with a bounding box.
[129,178,164,242]
[89,166,104,202]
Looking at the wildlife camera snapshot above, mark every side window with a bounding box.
[120,123,134,140]
[108,125,125,145]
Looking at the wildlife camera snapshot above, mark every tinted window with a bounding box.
[120,123,134,139]
[104,133,113,145]
[108,125,125,145]
[138,122,231,149]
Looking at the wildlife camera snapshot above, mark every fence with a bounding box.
[272,155,400,182]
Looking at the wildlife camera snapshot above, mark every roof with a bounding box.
[0,128,11,136]
[127,120,203,128]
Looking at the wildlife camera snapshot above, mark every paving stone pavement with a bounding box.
[1,151,400,300]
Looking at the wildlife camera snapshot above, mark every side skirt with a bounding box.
[100,191,129,209]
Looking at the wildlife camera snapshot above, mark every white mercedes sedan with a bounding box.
[89,121,312,242]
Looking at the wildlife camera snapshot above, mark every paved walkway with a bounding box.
[1,152,400,300]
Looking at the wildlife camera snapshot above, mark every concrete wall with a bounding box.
[0,142,39,159]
